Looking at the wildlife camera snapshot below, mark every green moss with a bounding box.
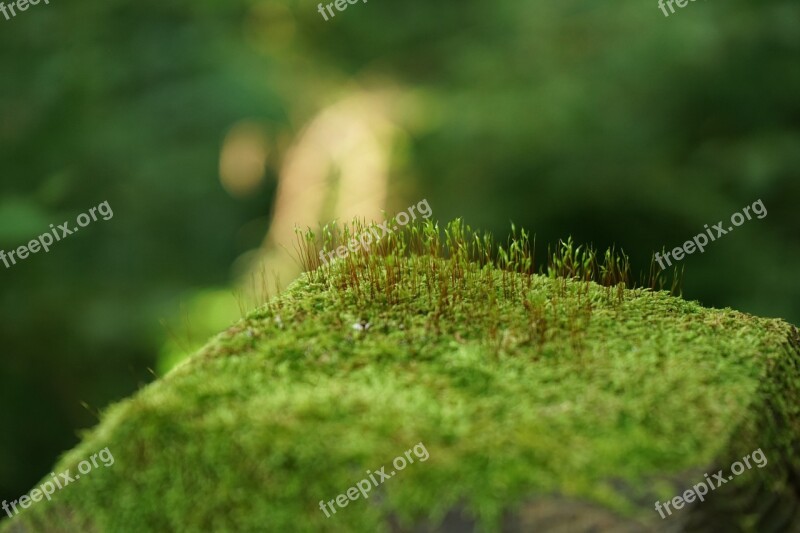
[4,221,799,532]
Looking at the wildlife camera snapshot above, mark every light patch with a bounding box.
[219,121,270,198]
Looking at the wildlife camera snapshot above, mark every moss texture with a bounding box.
[3,221,799,532]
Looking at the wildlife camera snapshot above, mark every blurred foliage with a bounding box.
[1,0,799,510]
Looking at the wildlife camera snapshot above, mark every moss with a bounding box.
[4,221,799,532]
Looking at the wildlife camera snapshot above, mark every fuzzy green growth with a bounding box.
[4,220,798,532]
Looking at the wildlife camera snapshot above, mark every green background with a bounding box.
[1,0,798,513]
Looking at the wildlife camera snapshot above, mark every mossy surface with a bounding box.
[3,223,799,532]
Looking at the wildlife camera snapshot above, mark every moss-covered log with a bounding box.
[4,221,798,532]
